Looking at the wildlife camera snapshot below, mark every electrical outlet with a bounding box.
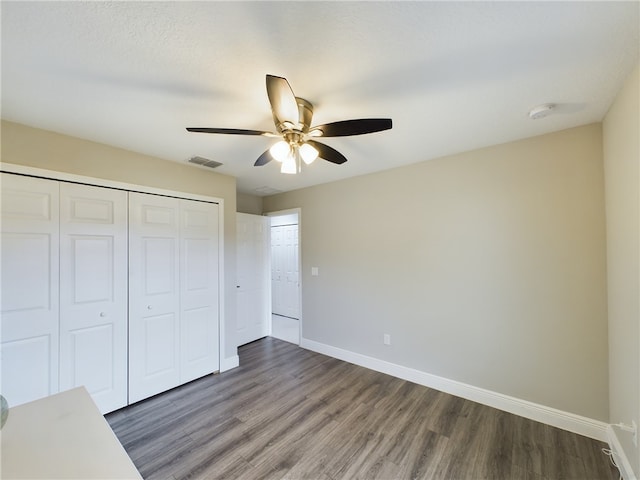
[383,334,391,345]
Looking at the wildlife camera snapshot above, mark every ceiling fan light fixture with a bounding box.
[269,140,290,162]
[280,154,297,174]
[300,143,319,165]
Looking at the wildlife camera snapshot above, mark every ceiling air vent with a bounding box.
[188,156,223,169]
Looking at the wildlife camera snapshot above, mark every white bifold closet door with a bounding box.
[59,183,128,413]
[128,193,219,404]
[179,199,220,383]
[271,224,299,319]
[1,174,60,407]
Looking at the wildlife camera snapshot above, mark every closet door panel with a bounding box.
[180,200,219,383]
[1,174,60,406]
[129,193,181,403]
[2,234,52,320]
[141,313,178,375]
[1,336,52,406]
[271,224,300,319]
[59,183,128,413]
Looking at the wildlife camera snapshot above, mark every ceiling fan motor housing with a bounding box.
[296,98,314,133]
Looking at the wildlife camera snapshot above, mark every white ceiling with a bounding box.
[2,1,638,196]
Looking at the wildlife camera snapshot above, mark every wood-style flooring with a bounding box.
[107,337,619,480]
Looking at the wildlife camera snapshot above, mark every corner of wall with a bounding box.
[608,426,639,480]
[236,192,264,215]
[220,354,240,372]
[603,62,640,479]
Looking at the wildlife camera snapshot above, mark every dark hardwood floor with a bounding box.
[107,337,619,480]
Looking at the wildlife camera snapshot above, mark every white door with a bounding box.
[271,226,284,316]
[128,193,181,403]
[271,224,299,319]
[59,183,128,413]
[236,213,270,346]
[1,173,60,406]
[180,199,219,383]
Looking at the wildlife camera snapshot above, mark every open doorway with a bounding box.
[266,209,301,345]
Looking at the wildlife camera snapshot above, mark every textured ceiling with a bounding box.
[2,1,638,196]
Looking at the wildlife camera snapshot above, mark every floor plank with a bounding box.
[107,337,619,480]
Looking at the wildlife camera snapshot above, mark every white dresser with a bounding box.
[0,387,142,479]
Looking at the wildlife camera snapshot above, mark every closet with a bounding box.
[1,175,60,408]
[128,193,219,403]
[59,182,128,413]
[271,222,300,319]
[0,173,220,413]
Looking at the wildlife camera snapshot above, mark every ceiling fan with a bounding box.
[187,75,392,174]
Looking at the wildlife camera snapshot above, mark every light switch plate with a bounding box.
[311,267,319,276]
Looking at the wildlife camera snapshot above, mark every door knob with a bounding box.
[147,305,153,310]
[99,312,106,317]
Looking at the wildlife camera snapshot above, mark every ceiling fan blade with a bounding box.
[186,127,271,136]
[254,149,273,166]
[306,140,348,165]
[311,118,392,137]
[266,75,299,129]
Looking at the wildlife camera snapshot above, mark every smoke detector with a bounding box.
[528,103,556,120]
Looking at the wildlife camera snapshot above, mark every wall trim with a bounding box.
[607,426,639,480]
[220,354,239,373]
[300,338,609,442]
[0,162,224,204]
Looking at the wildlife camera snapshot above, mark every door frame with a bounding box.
[1,163,228,371]
[265,208,302,345]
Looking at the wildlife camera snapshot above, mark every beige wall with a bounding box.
[264,123,609,420]
[237,193,263,215]
[0,120,239,361]
[603,64,640,475]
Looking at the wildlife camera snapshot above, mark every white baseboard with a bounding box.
[607,426,639,480]
[300,338,608,442]
[220,354,239,372]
